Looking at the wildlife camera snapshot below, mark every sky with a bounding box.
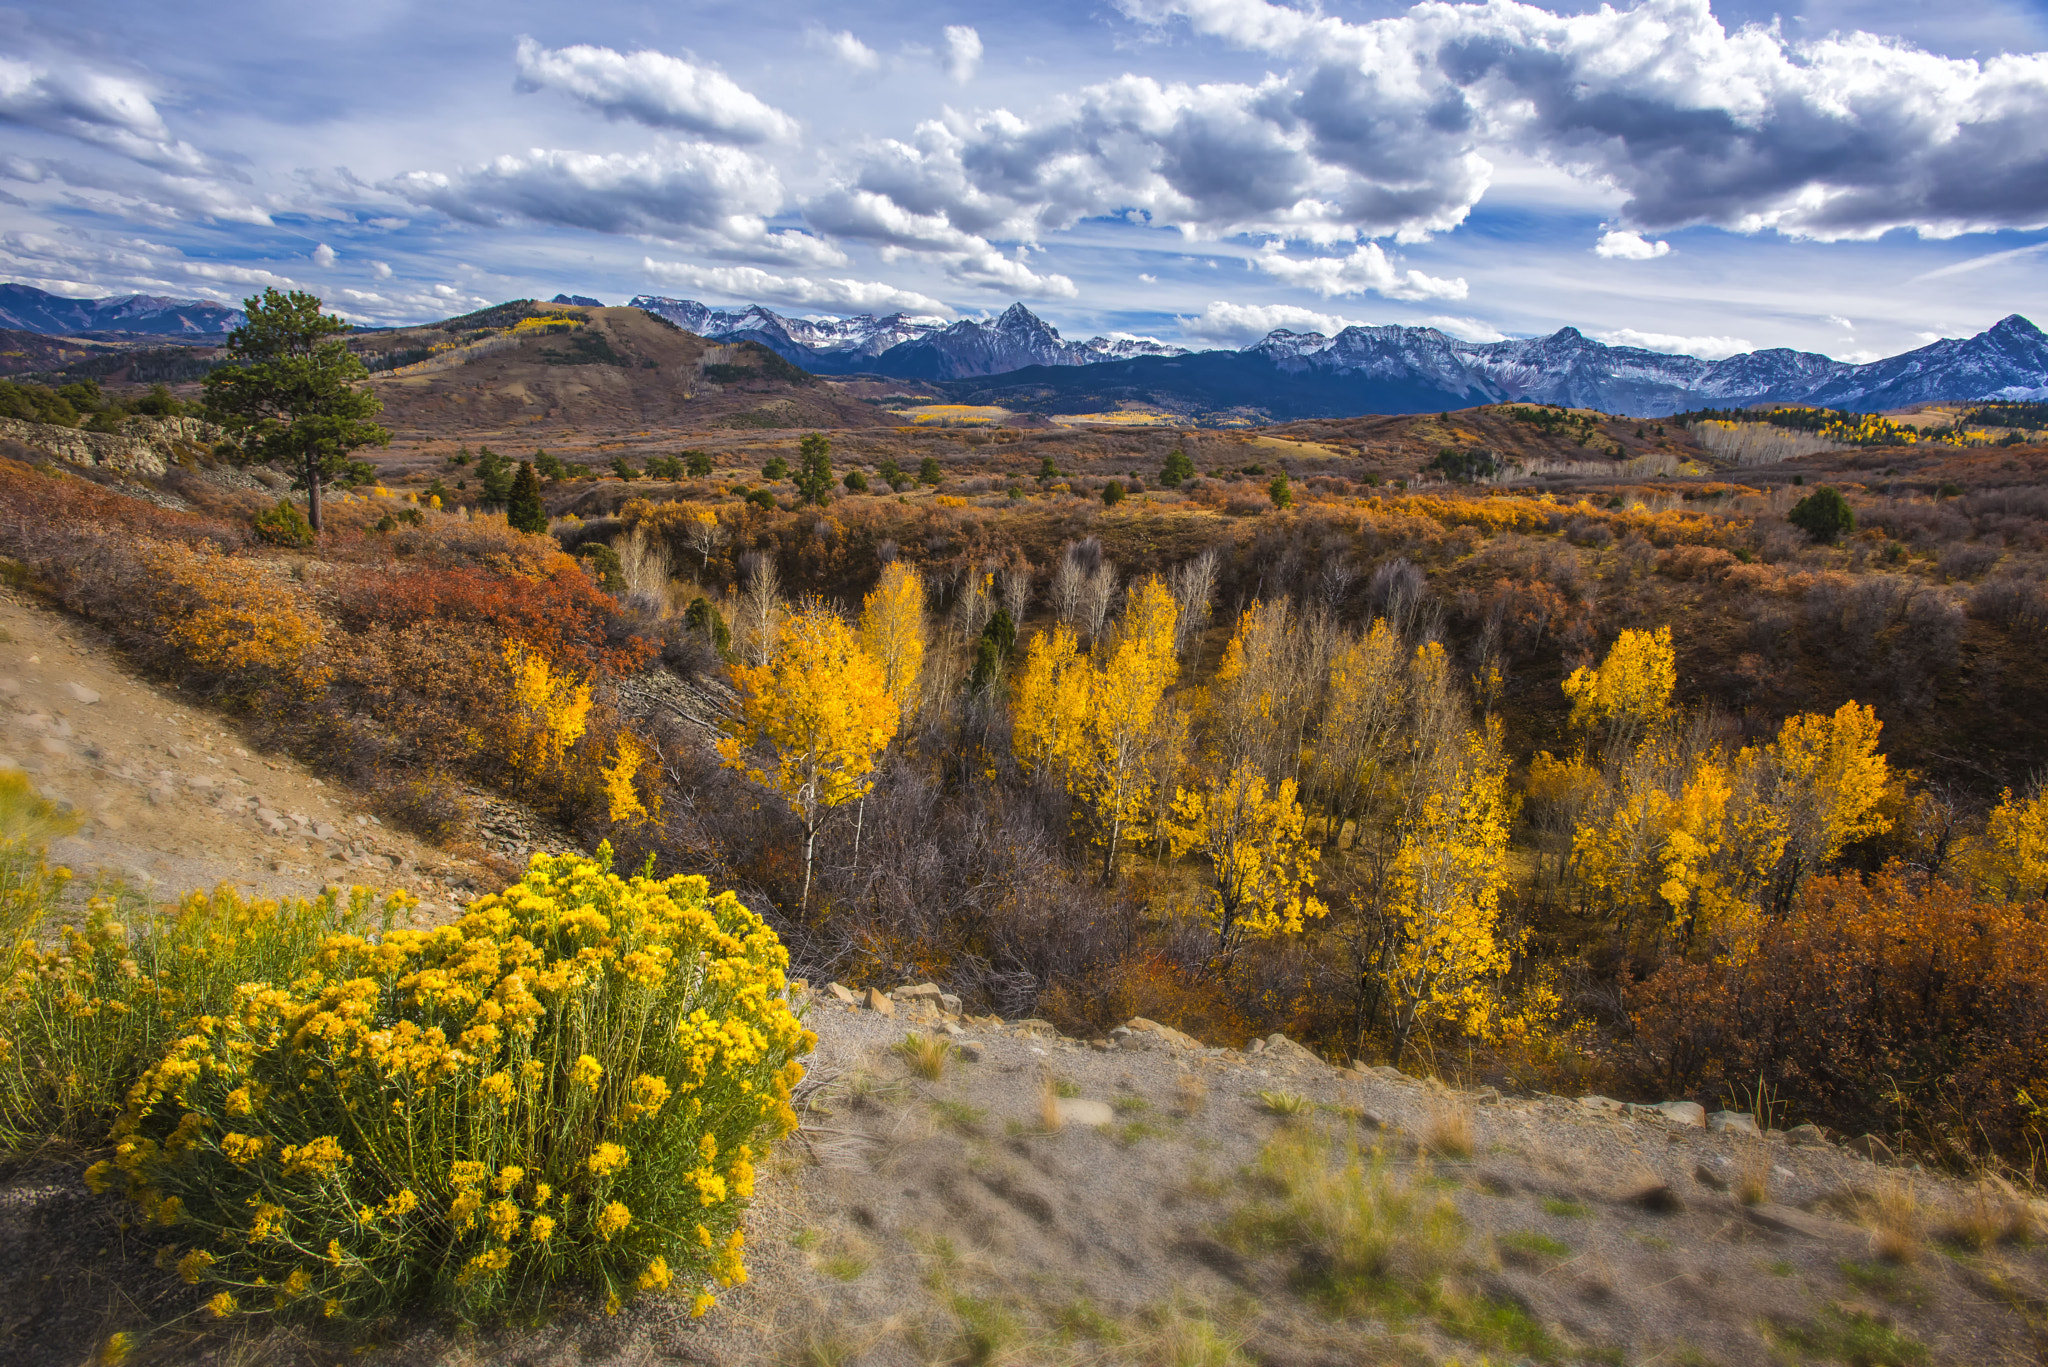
[3,0,2047,362]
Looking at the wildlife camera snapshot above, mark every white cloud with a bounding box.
[1422,316,1509,343]
[944,26,984,85]
[0,56,206,173]
[370,260,392,279]
[1122,0,2048,242]
[808,28,881,73]
[1594,230,1670,260]
[513,38,799,144]
[1179,300,1360,344]
[1254,241,1467,301]
[1138,272,1157,282]
[1594,328,1753,360]
[805,187,1076,296]
[311,241,337,267]
[641,257,952,315]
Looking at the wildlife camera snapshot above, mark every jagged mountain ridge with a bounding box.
[630,296,1187,379]
[0,284,245,335]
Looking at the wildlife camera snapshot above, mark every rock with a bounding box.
[941,1021,965,1038]
[955,1043,982,1063]
[1245,1038,1266,1055]
[311,822,338,840]
[1655,1100,1707,1127]
[863,988,896,1017]
[38,737,70,757]
[938,993,962,1015]
[1578,1095,1627,1114]
[1109,1026,1133,1042]
[1126,1017,1202,1050]
[63,683,101,705]
[826,982,860,1005]
[1845,1133,1895,1163]
[1053,1098,1115,1129]
[1787,1123,1829,1147]
[1011,1018,1058,1038]
[1264,1033,1324,1067]
[1693,1161,1730,1191]
[1370,1065,1407,1081]
[1708,1110,1761,1137]
[893,982,943,1001]
[1473,1085,1504,1105]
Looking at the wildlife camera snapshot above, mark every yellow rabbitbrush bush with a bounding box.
[97,847,813,1324]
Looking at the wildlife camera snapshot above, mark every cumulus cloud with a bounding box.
[1255,241,1467,300]
[1593,327,1754,360]
[311,242,337,267]
[513,38,799,144]
[1179,300,1361,344]
[1422,315,1509,343]
[641,258,951,315]
[0,56,206,172]
[808,28,881,73]
[1122,0,2048,241]
[1595,230,1670,260]
[805,186,1077,296]
[944,26,984,85]
[371,260,393,279]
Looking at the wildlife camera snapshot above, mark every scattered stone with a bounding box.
[1473,1085,1504,1105]
[1264,1033,1323,1067]
[1052,1098,1115,1129]
[1845,1133,1895,1163]
[863,988,896,1017]
[938,993,962,1015]
[1125,1017,1202,1050]
[1370,1065,1407,1081]
[941,1022,965,1038]
[1089,1039,1115,1052]
[311,822,338,840]
[954,1043,982,1063]
[1654,1101,1707,1127]
[1011,1019,1059,1038]
[893,982,943,1001]
[38,737,69,757]
[63,682,100,705]
[1578,1095,1627,1114]
[826,982,860,1006]
[1708,1110,1761,1137]
[1245,1038,1266,1055]
[1786,1123,1829,1147]
[1693,1161,1731,1191]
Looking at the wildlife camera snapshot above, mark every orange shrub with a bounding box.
[138,540,330,691]
[1623,869,2048,1166]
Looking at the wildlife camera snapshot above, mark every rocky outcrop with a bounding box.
[0,415,222,480]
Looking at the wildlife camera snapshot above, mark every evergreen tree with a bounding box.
[794,432,833,505]
[1159,447,1194,487]
[1268,472,1292,509]
[762,453,790,480]
[475,447,515,509]
[1788,486,1854,543]
[684,449,713,477]
[917,456,943,486]
[200,288,389,533]
[507,461,548,533]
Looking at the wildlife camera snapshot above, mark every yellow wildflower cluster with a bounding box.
[89,846,812,1326]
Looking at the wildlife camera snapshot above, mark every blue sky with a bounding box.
[3,0,2047,361]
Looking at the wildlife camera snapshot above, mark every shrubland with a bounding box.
[6,405,2048,1188]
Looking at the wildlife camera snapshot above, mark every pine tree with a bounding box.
[507,461,548,533]
[1159,447,1194,487]
[794,432,833,505]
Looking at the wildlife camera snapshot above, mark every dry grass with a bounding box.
[1735,1141,1772,1206]
[893,1031,951,1082]
[1039,1077,1064,1133]
[1424,1098,1476,1160]
[1865,1176,1926,1264]
[1942,1180,2034,1250]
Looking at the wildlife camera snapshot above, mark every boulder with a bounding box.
[1126,1017,1201,1050]
[938,993,962,1015]
[1578,1095,1627,1115]
[1786,1123,1829,1147]
[1844,1133,1895,1163]
[1707,1110,1760,1137]
[1654,1101,1707,1128]
[1264,1033,1324,1067]
[1010,1018,1059,1038]
[1052,1098,1115,1129]
[826,982,860,1006]
[1692,1160,1730,1191]
[893,982,943,1001]
[863,987,896,1017]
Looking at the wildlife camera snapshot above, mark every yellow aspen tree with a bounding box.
[1209,598,1314,779]
[1562,626,1676,756]
[502,641,592,777]
[859,561,927,721]
[719,603,899,912]
[1312,618,1408,849]
[1382,723,1515,1059]
[600,733,659,828]
[1070,577,1179,883]
[1766,700,1891,901]
[1167,761,1326,974]
[1010,624,1091,779]
[1986,783,2048,900]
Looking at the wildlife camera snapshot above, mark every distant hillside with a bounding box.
[0,284,244,335]
[362,303,898,442]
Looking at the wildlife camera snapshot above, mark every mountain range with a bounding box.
[629,295,2048,419]
[0,284,245,336]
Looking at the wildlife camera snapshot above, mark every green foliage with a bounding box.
[507,462,548,534]
[472,447,514,509]
[1789,485,1855,543]
[534,450,567,481]
[762,454,790,481]
[1961,401,2048,429]
[794,432,833,506]
[424,477,449,505]
[610,456,639,483]
[251,499,315,548]
[1268,473,1293,509]
[918,456,943,487]
[1769,1307,1927,1365]
[685,597,732,655]
[644,455,684,480]
[200,288,390,533]
[843,470,869,493]
[1102,480,1126,507]
[968,607,1017,692]
[746,489,778,511]
[575,543,626,593]
[0,379,81,426]
[879,456,905,490]
[1159,447,1194,488]
[1427,447,1502,483]
[132,383,184,417]
[684,449,713,477]
[1037,455,1060,486]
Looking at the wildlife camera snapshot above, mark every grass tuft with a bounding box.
[1259,1090,1316,1117]
[893,1031,952,1081]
